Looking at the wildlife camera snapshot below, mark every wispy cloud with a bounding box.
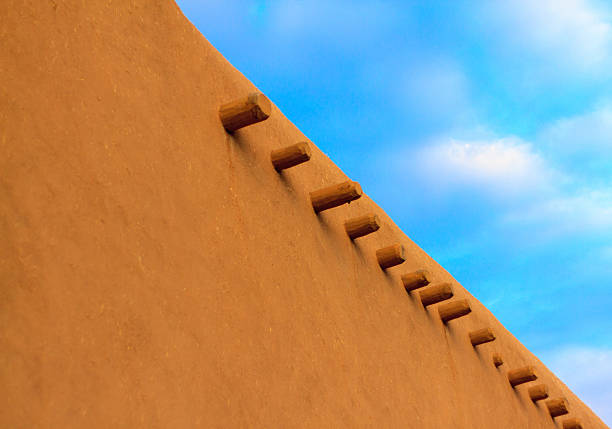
[402,136,557,198]
[494,103,612,238]
[540,346,612,425]
[542,104,612,151]
[502,188,612,236]
[483,0,612,76]
[539,104,612,176]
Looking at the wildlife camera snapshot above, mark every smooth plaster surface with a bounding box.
[0,1,607,427]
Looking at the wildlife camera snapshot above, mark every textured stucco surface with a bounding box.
[0,1,607,427]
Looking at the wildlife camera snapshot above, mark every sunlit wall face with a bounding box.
[176,0,612,423]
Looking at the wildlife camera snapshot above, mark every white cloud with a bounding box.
[407,137,557,197]
[496,104,612,237]
[540,105,612,159]
[540,346,612,425]
[387,126,611,242]
[502,188,612,236]
[484,0,612,75]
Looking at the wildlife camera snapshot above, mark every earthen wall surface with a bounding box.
[0,1,607,427]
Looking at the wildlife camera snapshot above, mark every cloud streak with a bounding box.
[402,136,557,199]
[539,104,612,176]
[502,189,612,237]
[482,0,612,75]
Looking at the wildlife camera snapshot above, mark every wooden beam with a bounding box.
[438,299,471,323]
[271,142,311,171]
[528,384,549,402]
[419,282,453,307]
[562,418,583,429]
[344,213,380,240]
[508,366,537,387]
[376,244,406,269]
[547,398,569,418]
[469,328,495,346]
[401,270,431,292]
[310,181,362,213]
[219,92,271,132]
[492,353,504,367]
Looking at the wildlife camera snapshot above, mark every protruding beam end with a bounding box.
[402,270,431,292]
[376,244,406,270]
[492,353,504,367]
[219,92,271,132]
[344,213,380,240]
[438,299,471,323]
[310,181,362,213]
[547,398,569,418]
[271,142,312,171]
[419,282,453,307]
[528,384,549,402]
[469,328,496,346]
[508,366,537,388]
[562,418,583,429]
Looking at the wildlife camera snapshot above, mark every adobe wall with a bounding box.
[0,1,607,427]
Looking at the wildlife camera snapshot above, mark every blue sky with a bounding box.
[177,0,612,422]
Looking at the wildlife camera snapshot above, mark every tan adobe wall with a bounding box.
[0,1,607,428]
